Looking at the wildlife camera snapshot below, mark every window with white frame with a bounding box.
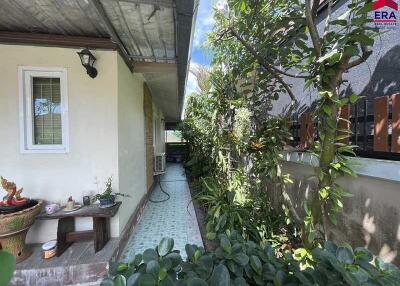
[19,67,69,153]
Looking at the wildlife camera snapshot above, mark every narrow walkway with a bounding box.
[121,163,203,261]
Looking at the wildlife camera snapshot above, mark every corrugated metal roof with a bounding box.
[0,0,176,61]
[0,0,197,121]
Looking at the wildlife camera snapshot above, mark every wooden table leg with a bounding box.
[57,217,75,257]
[93,217,110,252]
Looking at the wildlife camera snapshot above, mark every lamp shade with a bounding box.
[77,48,96,68]
[77,48,98,78]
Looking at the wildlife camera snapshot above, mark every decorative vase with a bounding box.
[0,200,43,263]
[99,196,115,207]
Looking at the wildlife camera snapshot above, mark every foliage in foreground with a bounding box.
[102,234,400,286]
[180,67,301,248]
[0,250,16,286]
[209,0,379,245]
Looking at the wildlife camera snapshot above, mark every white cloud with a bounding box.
[193,0,215,49]
[186,62,200,95]
[186,72,198,96]
[182,1,215,119]
[182,62,204,119]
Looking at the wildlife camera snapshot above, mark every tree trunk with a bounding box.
[315,80,339,241]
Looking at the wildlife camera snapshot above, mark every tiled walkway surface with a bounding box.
[121,163,203,262]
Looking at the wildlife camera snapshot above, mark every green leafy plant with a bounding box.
[0,250,16,286]
[209,0,379,246]
[102,233,400,286]
[91,176,129,202]
[180,63,299,248]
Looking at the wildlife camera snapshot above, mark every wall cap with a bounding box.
[281,151,400,183]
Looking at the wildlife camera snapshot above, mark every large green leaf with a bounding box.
[220,236,231,254]
[114,275,127,286]
[233,252,249,266]
[139,273,157,286]
[0,250,15,286]
[250,255,262,274]
[337,246,355,265]
[158,238,174,256]
[146,260,160,278]
[165,252,182,268]
[143,249,159,263]
[317,49,340,64]
[210,264,230,286]
[233,277,247,286]
[186,277,208,286]
[354,247,373,262]
[186,244,196,260]
[127,273,141,286]
[130,254,143,266]
[117,263,129,273]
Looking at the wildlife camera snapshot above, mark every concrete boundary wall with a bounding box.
[280,151,400,265]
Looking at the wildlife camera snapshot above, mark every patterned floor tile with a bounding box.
[121,163,203,262]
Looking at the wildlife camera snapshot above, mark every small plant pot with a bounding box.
[99,196,115,207]
[0,200,43,263]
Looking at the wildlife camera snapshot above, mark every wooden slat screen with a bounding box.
[392,93,400,153]
[373,96,389,152]
[299,112,314,148]
[291,94,400,160]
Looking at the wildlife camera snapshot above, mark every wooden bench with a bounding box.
[37,202,121,256]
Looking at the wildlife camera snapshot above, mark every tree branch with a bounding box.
[228,28,299,106]
[305,0,322,57]
[228,29,309,79]
[346,46,372,70]
[323,0,333,37]
[268,65,310,79]
[311,0,321,18]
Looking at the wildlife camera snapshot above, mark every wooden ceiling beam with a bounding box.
[129,55,177,62]
[0,31,117,50]
[133,62,177,73]
[117,0,175,8]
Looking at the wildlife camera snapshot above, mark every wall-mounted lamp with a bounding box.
[77,48,98,78]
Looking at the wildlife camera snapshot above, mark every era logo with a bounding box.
[373,0,399,24]
[375,10,397,19]
[373,0,398,10]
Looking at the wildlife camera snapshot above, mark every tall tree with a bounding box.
[211,0,377,244]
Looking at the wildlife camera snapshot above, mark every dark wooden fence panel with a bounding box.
[290,94,400,161]
[373,96,389,152]
[392,93,400,153]
[299,112,314,148]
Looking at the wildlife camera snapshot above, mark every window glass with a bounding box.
[32,77,62,145]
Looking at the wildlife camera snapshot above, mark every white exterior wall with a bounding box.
[0,44,149,243]
[116,55,147,234]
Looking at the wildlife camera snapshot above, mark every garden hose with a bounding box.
[149,174,171,203]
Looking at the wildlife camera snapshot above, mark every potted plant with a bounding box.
[0,177,43,262]
[91,177,128,208]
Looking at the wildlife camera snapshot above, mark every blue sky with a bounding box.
[185,0,214,96]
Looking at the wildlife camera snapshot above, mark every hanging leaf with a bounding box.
[158,238,174,256]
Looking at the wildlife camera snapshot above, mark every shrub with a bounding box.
[102,232,400,286]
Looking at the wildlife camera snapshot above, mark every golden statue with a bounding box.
[0,177,28,207]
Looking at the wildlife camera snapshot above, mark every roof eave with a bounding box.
[175,0,199,123]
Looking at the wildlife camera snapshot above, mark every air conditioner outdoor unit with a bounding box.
[154,153,166,175]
